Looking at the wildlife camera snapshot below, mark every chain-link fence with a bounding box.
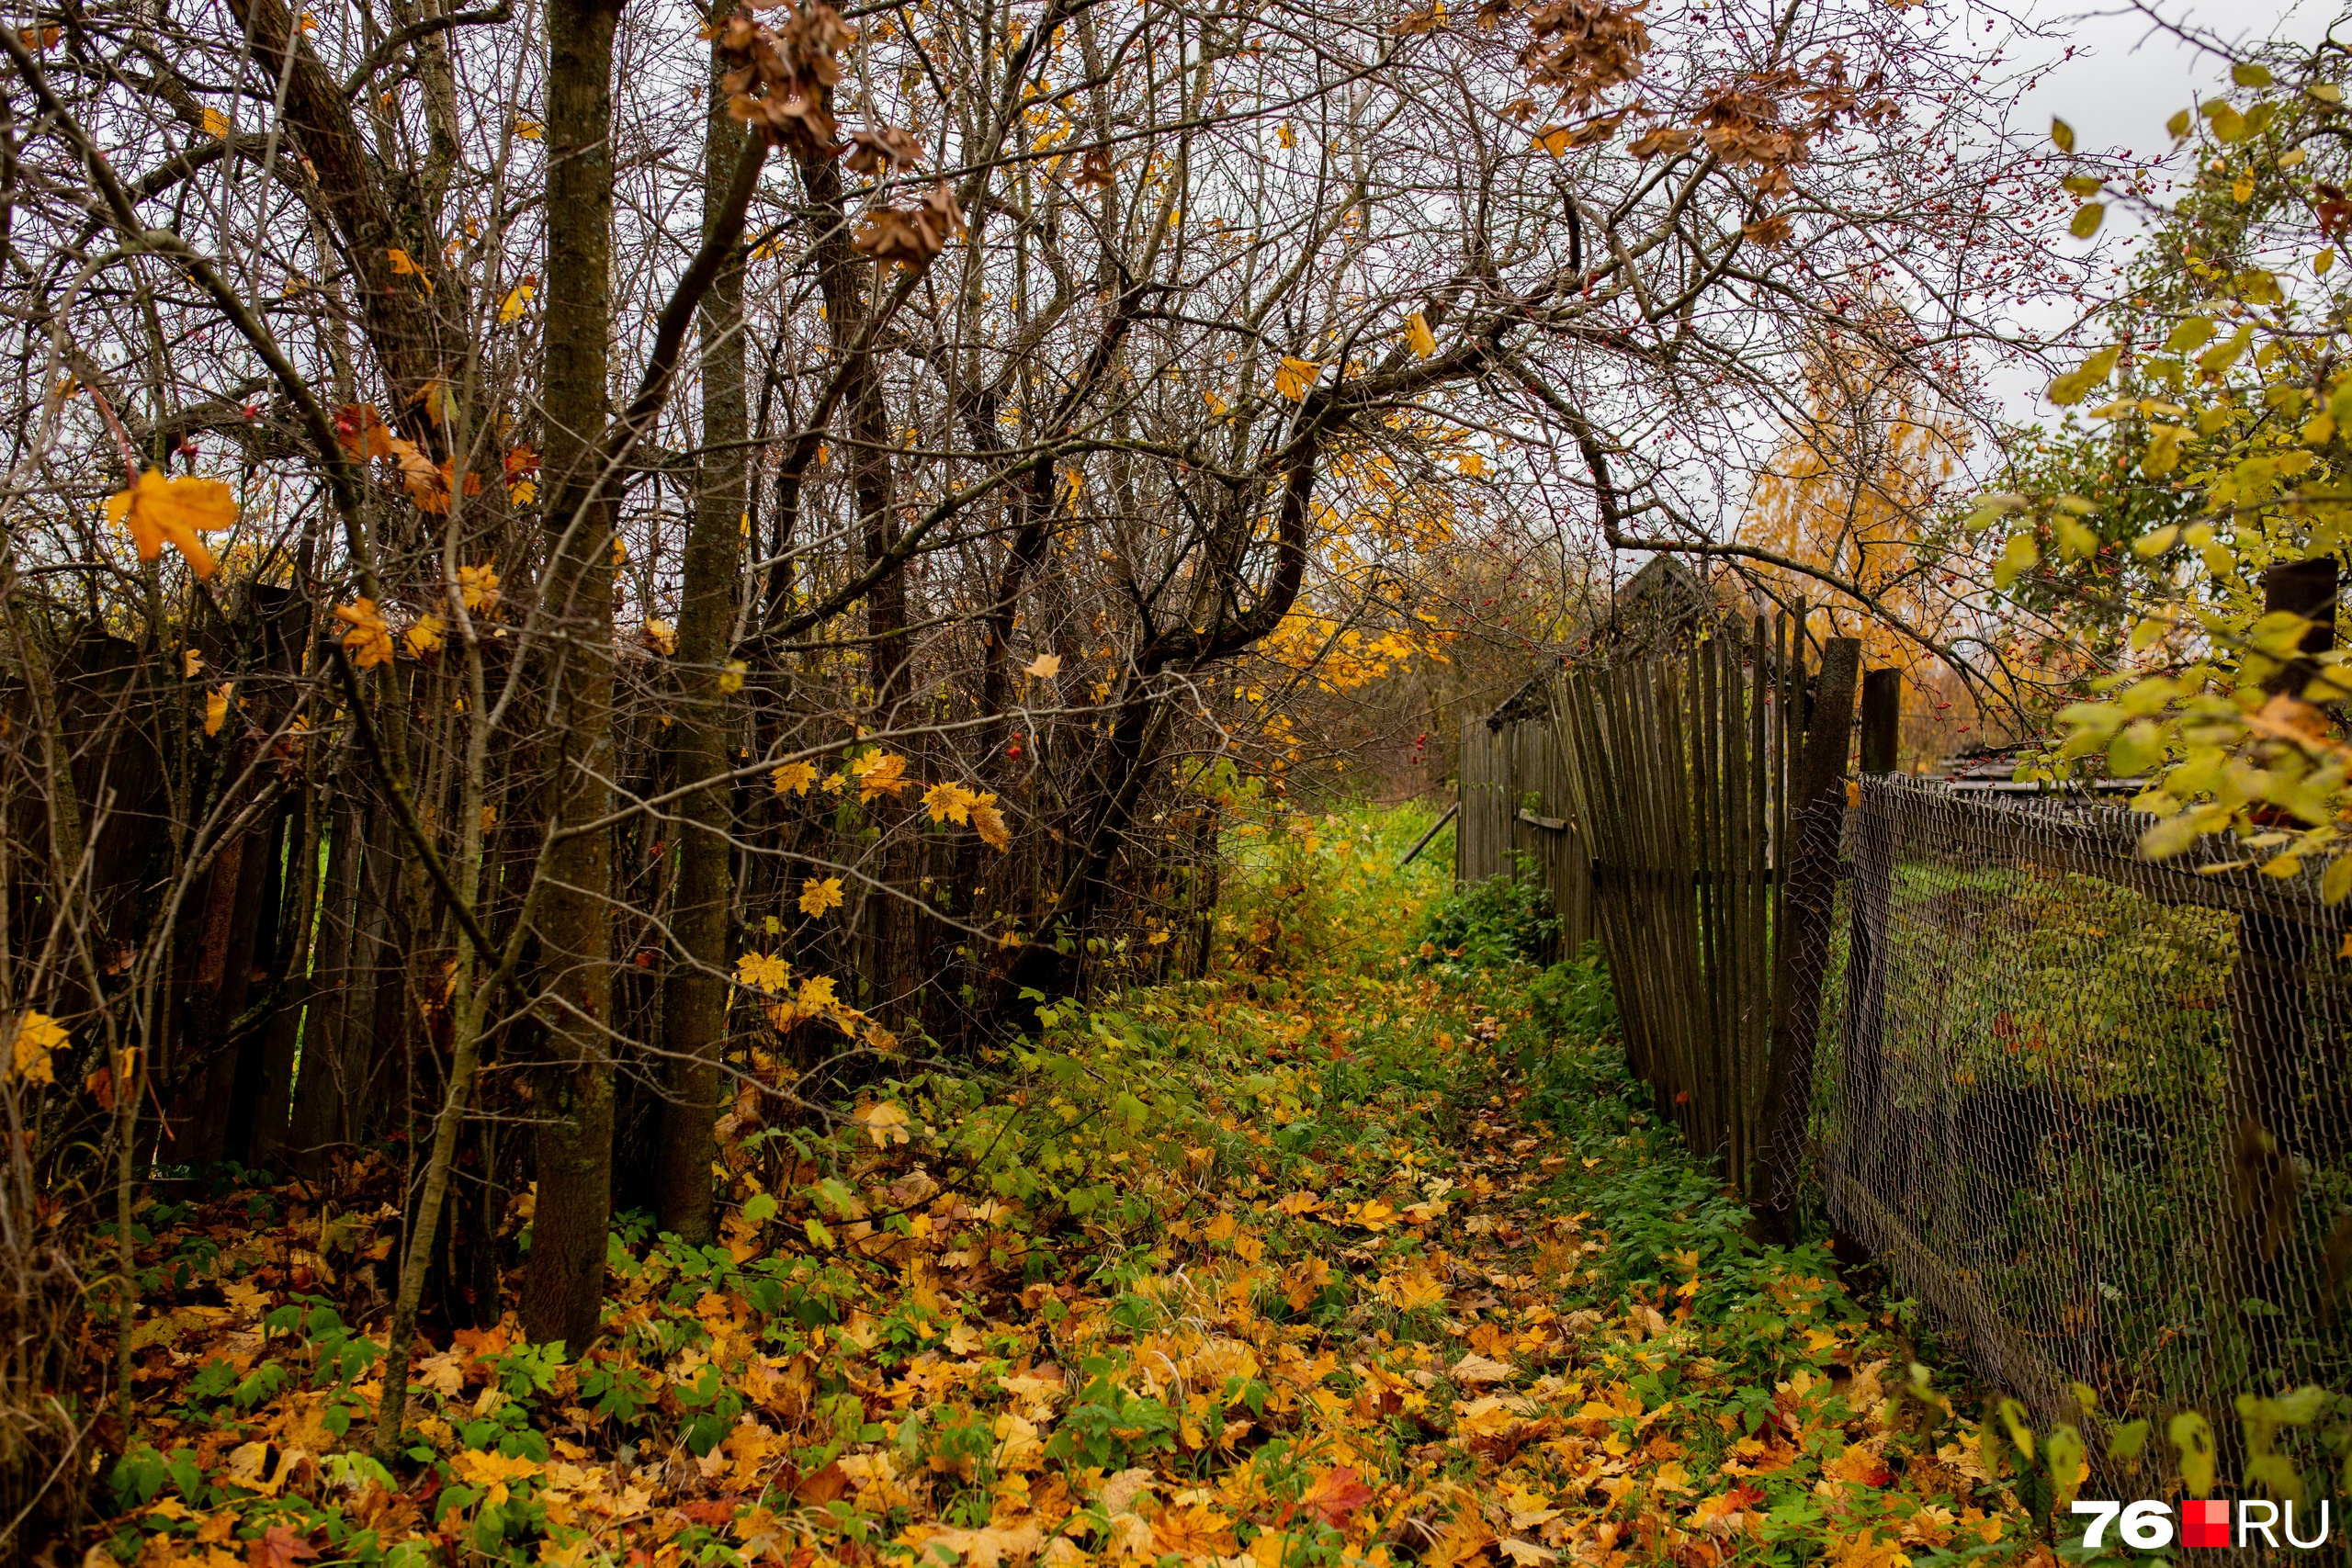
[1815,776,2352,1465]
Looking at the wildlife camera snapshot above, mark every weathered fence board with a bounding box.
[1456,710,1593,953]
[1553,615,1820,1192]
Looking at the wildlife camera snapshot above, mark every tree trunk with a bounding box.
[520,0,622,1352]
[655,46,747,1246]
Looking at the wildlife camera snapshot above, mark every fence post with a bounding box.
[1751,636,1860,1243]
[1829,669,1901,1264]
[1858,670,1900,776]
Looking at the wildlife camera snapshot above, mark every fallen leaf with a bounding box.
[1300,1465,1375,1528]
[246,1525,319,1568]
[1450,1352,1516,1385]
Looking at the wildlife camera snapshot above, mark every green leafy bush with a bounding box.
[1528,943,1615,1041]
[1415,862,1561,975]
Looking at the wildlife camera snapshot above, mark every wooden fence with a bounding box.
[1457,610,1860,1211]
[1456,711,1593,953]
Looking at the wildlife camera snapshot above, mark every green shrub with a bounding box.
[1528,943,1615,1041]
[1415,862,1561,975]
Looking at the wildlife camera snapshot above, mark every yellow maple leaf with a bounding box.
[1454,451,1486,478]
[404,614,446,658]
[1275,355,1320,400]
[641,619,676,656]
[514,118,543,141]
[852,750,910,801]
[923,781,974,825]
[799,876,845,917]
[388,247,433,292]
[1407,311,1437,358]
[1283,1255,1332,1310]
[1391,1268,1447,1310]
[1152,1504,1237,1558]
[451,1448,541,1506]
[200,107,231,136]
[856,1101,910,1147]
[772,761,817,796]
[1204,389,1227,415]
[1023,653,1061,678]
[1821,1528,1910,1568]
[968,793,1010,852]
[8,1010,63,1085]
[796,975,839,1013]
[499,282,536,323]
[717,660,748,695]
[334,600,395,669]
[735,952,792,992]
[204,683,232,738]
[376,434,444,512]
[457,562,501,615]
[107,468,237,579]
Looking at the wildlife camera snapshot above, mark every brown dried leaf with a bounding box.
[1625,125,1696,160]
[718,2,854,156]
[846,125,923,175]
[852,183,966,267]
[1518,0,1649,110]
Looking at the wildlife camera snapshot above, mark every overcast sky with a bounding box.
[2010,1,2339,161]
[1968,3,2344,418]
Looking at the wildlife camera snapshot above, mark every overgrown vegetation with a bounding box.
[1414,861,1565,980]
[79,803,2085,1567]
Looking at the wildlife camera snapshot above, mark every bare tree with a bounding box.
[0,0,2060,1526]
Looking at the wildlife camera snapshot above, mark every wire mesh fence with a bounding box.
[1815,775,2352,1473]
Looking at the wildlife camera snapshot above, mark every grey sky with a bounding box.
[2012,1,2337,162]
[1974,3,2342,419]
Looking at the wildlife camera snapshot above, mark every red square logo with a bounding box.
[2183,1498,2231,1548]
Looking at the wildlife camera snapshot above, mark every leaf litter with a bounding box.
[90,807,2045,1568]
